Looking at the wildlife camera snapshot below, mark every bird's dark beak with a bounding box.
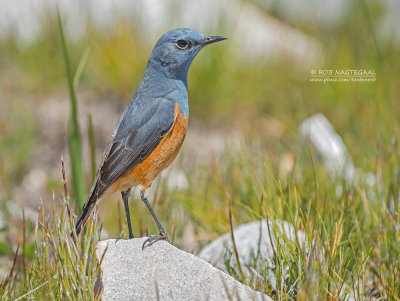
[202,36,228,46]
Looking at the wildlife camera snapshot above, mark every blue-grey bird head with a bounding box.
[147,28,227,84]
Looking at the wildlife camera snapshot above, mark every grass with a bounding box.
[1,161,102,300]
[167,135,399,299]
[1,134,399,300]
[57,11,86,207]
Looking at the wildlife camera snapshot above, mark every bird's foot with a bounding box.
[142,231,170,250]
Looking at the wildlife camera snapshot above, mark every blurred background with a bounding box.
[0,0,399,297]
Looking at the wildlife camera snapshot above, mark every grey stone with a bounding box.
[198,219,306,289]
[96,238,272,301]
[198,220,358,301]
[299,113,358,187]
[299,113,378,200]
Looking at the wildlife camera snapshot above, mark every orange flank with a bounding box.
[108,103,188,194]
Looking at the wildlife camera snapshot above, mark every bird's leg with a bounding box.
[121,189,134,239]
[140,189,170,249]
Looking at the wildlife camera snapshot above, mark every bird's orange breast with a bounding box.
[109,103,188,193]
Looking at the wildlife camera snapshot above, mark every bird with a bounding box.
[74,28,227,248]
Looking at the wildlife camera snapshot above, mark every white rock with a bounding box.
[198,219,306,289]
[299,113,358,186]
[198,220,358,301]
[96,238,272,301]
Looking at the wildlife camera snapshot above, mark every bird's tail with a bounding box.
[74,182,100,237]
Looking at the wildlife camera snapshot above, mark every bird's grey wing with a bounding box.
[95,98,176,196]
[74,97,176,236]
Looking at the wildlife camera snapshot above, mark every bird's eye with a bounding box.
[176,40,189,49]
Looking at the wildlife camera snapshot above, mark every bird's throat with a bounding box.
[139,60,189,117]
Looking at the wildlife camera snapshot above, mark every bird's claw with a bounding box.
[142,232,170,250]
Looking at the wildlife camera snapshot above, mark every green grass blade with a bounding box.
[87,112,96,182]
[73,46,91,90]
[57,10,86,206]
